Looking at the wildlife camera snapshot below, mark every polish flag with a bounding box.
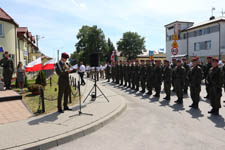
[110,51,115,62]
[25,57,42,72]
[42,59,55,70]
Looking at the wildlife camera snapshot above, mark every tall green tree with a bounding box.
[74,25,108,64]
[106,38,115,62]
[117,32,145,60]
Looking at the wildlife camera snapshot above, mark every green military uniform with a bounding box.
[119,61,124,86]
[55,60,71,112]
[174,60,186,104]
[182,59,190,94]
[0,56,14,90]
[208,58,223,115]
[134,61,140,91]
[204,56,212,98]
[171,59,177,92]
[131,62,136,89]
[189,58,203,109]
[152,60,162,97]
[163,60,172,100]
[146,60,153,95]
[115,62,119,84]
[105,63,111,82]
[140,61,146,93]
[111,63,115,83]
[124,62,129,87]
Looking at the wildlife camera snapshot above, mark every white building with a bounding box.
[165,16,225,62]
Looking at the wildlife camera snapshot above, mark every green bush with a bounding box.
[28,84,44,95]
[35,71,46,86]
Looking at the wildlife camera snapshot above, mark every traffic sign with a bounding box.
[171,47,178,55]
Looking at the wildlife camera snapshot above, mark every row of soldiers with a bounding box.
[104,56,224,116]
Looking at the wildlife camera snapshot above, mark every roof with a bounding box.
[164,21,194,27]
[186,16,225,31]
[0,8,19,27]
[17,27,28,33]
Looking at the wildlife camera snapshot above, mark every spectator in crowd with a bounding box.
[16,62,26,93]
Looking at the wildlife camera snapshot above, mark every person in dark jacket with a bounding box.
[204,56,212,99]
[146,60,153,95]
[152,60,162,98]
[55,52,74,113]
[189,57,203,109]
[0,51,14,90]
[182,58,190,94]
[163,60,172,100]
[140,60,147,93]
[174,59,186,104]
[208,57,223,115]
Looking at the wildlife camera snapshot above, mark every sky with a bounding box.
[0,0,225,58]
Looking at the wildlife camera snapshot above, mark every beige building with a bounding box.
[0,8,41,70]
[0,8,19,69]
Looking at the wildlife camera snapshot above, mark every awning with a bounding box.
[171,54,187,58]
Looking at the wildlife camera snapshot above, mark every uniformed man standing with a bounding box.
[115,61,119,84]
[111,62,115,83]
[134,60,140,91]
[163,60,172,100]
[189,57,203,109]
[171,58,177,92]
[204,56,212,99]
[208,57,223,115]
[174,59,186,104]
[152,60,162,97]
[124,61,129,87]
[182,58,190,94]
[119,61,124,86]
[0,51,14,90]
[146,60,153,95]
[140,60,146,93]
[105,62,111,82]
[55,52,73,113]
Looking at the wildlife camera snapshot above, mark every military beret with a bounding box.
[141,60,145,62]
[146,60,151,62]
[176,59,181,63]
[172,58,176,61]
[62,52,69,59]
[155,60,161,63]
[182,58,187,61]
[192,57,199,62]
[207,56,212,59]
[135,60,139,62]
[212,57,219,62]
[222,60,225,64]
[164,60,169,63]
[5,51,8,54]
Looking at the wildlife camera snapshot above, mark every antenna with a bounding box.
[212,7,216,16]
[222,9,225,16]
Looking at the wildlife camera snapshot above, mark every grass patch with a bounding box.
[15,74,78,115]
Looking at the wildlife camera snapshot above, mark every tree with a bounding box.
[117,32,145,60]
[106,38,115,62]
[75,25,108,64]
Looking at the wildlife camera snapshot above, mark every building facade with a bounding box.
[0,8,41,72]
[165,16,225,63]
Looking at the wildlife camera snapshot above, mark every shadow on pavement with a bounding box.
[169,103,185,112]
[186,108,204,119]
[28,105,86,125]
[149,97,160,103]
[208,115,225,129]
[159,100,170,106]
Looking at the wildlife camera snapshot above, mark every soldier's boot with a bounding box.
[175,98,183,104]
[163,95,170,100]
[153,92,160,98]
[184,89,188,95]
[141,89,145,93]
[147,91,152,96]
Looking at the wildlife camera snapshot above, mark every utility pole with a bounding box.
[221,9,225,16]
[57,49,59,62]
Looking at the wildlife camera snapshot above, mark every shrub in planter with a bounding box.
[28,84,44,95]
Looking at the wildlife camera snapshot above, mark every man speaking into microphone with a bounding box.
[55,52,74,113]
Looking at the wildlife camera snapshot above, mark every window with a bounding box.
[194,40,211,51]
[0,24,3,37]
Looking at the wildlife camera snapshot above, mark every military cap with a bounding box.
[172,58,176,61]
[222,60,225,64]
[182,58,187,61]
[135,60,139,62]
[191,57,199,62]
[207,56,212,59]
[62,52,69,59]
[5,51,8,54]
[212,57,219,62]
[155,60,161,63]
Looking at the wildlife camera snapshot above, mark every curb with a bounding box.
[15,98,127,150]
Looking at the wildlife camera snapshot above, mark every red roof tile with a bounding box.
[17,27,28,33]
[0,8,19,27]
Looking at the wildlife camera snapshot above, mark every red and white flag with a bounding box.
[110,51,115,62]
[42,59,55,70]
[25,57,42,72]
